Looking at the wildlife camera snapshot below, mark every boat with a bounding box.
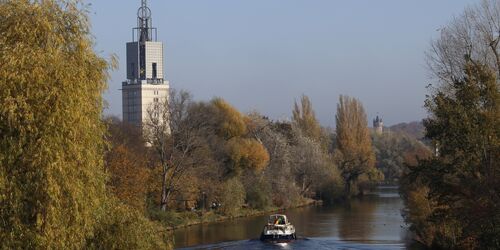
[260,214,297,241]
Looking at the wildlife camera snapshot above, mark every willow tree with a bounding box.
[0,0,108,248]
[334,95,380,196]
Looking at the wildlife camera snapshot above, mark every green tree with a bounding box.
[86,201,170,249]
[403,62,500,249]
[334,95,380,196]
[218,178,246,216]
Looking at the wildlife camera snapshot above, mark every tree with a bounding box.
[211,98,247,140]
[245,114,302,207]
[427,0,500,84]
[225,138,269,173]
[372,132,431,183]
[292,95,322,142]
[0,1,111,247]
[86,201,169,249]
[403,62,500,249]
[105,118,150,211]
[291,127,332,197]
[0,1,169,248]
[218,178,246,216]
[208,98,270,177]
[145,89,211,211]
[334,95,380,196]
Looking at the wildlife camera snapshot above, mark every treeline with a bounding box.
[372,132,431,184]
[0,1,441,249]
[105,93,386,225]
[0,1,386,248]
[388,121,425,140]
[401,0,500,249]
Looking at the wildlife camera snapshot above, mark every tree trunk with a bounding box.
[302,174,306,194]
[160,164,169,211]
[488,40,500,78]
[344,179,351,198]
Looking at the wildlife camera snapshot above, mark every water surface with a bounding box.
[175,186,408,249]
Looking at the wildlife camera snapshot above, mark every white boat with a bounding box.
[260,214,297,241]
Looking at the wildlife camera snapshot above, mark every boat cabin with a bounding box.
[268,214,289,226]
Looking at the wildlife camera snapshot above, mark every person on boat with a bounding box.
[279,217,285,225]
[274,216,284,225]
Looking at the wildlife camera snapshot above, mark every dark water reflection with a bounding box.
[175,186,408,249]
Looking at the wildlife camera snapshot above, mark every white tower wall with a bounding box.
[145,42,164,79]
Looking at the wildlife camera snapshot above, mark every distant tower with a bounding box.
[122,0,169,126]
[373,115,383,135]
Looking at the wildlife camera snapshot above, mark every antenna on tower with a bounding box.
[133,0,157,42]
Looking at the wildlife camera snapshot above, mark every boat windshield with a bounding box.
[268,215,287,225]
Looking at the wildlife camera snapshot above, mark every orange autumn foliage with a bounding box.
[106,145,150,211]
[226,138,270,173]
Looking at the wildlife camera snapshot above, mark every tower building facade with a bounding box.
[373,115,383,135]
[122,0,169,126]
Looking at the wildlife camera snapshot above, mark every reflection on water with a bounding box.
[337,196,377,240]
[175,186,408,249]
[179,239,405,250]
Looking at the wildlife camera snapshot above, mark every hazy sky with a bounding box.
[88,0,478,126]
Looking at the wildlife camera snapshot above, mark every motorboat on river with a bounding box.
[260,214,297,241]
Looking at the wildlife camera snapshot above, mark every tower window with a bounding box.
[152,63,157,79]
[131,63,135,77]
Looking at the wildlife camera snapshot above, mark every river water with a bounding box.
[175,186,410,249]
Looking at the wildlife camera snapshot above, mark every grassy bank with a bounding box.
[151,198,321,231]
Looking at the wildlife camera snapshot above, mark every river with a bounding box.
[174,186,411,249]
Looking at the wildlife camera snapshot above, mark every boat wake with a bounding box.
[177,237,405,250]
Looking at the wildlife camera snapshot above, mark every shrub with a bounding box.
[246,183,271,210]
[218,178,245,216]
[87,202,171,250]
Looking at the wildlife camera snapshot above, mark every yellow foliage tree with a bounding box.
[212,98,247,139]
[334,95,379,196]
[226,138,270,173]
[0,1,109,247]
[292,94,322,142]
[0,1,169,248]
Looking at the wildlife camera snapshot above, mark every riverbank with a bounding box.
[158,198,322,231]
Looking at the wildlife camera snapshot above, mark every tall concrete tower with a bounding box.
[122,0,169,126]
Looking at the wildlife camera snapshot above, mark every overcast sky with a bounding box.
[88,0,478,126]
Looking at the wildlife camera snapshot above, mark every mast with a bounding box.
[137,0,152,42]
[123,0,169,127]
[133,0,157,80]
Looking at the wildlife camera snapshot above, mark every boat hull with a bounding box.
[260,232,297,242]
